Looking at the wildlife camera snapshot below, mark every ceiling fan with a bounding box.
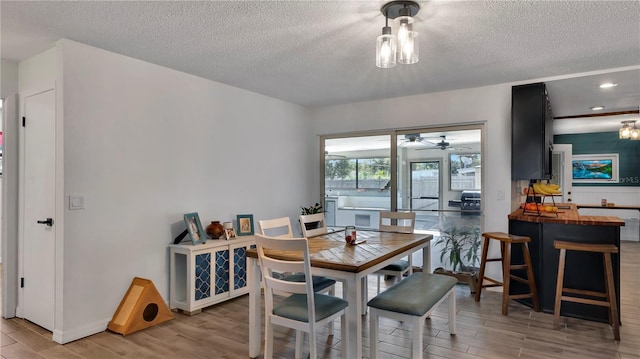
[416,135,471,151]
[398,134,430,147]
[324,151,346,159]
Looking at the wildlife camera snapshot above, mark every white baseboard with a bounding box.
[52,318,110,344]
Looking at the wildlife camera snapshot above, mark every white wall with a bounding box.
[1,94,19,318]
[1,59,19,99]
[308,85,513,235]
[1,59,20,264]
[53,40,311,341]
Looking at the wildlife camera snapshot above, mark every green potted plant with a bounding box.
[434,223,481,293]
[300,202,324,230]
[300,202,323,215]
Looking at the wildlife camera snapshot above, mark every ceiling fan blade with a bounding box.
[324,151,346,159]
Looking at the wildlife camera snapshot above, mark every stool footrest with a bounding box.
[485,258,503,262]
[480,277,502,286]
[562,288,608,298]
[560,295,611,307]
[509,275,530,285]
[509,264,528,270]
[479,283,502,288]
[509,293,535,300]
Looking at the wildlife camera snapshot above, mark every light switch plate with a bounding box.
[69,195,85,210]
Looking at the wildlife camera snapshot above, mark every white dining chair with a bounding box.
[255,234,348,359]
[373,211,416,294]
[299,213,329,238]
[258,217,337,332]
[258,216,336,293]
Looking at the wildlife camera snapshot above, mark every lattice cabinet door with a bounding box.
[192,248,214,304]
[211,246,231,301]
[229,241,255,297]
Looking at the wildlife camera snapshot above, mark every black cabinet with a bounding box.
[511,83,553,180]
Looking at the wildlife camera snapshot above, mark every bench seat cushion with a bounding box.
[367,273,457,316]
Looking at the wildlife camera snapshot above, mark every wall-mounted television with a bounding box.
[572,153,619,183]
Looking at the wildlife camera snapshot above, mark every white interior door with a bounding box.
[21,89,56,331]
[552,144,573,203]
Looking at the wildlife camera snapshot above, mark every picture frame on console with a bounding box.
[236,214,254,236]
[224,228,237,240]
[184,212,207,245]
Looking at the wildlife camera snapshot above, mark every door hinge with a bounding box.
[20,278,24,288]
[22,116,26,127]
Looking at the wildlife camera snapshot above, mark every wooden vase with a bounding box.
[206,221,225,239]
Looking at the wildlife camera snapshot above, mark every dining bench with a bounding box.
[367,272,457,359]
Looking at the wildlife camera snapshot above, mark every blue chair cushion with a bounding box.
[367,273,457,316]
[283,274,336,292]
[381,259,409,272]
[273,293,348,322]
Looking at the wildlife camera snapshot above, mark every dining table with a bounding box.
[247,229,433,359]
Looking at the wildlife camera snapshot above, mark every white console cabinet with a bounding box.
[169,236,255,314]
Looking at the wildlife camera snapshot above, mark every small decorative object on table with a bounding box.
[236,214,254,236]
[205,221,225,239]
[344,226,356,244]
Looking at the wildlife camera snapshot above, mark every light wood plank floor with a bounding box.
[2,241,639,358]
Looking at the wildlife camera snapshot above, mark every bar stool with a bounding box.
[474,232,540,315]
[553,240,620,341]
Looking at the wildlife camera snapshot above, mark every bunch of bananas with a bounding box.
[532,182,562,195]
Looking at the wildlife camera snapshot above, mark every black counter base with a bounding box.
[508,220,620,324]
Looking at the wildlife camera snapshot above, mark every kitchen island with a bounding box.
[508,203,624,323]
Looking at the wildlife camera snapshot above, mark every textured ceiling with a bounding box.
[1,0,639,115]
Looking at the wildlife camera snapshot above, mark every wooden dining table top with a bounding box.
[246,230,432,273]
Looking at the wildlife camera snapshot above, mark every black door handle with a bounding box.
[37,218,54,226]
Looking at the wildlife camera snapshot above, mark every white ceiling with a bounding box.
[1,1,639,132]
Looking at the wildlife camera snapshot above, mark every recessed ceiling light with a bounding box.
[590,106,605,111]
[599,83,618,89]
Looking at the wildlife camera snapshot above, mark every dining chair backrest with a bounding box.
[299,213,329,238]
[254,234,317,322]
[379,211,416,233]
[258,217,293,238]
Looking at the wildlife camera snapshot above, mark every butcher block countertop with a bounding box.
[508,203,625,227]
